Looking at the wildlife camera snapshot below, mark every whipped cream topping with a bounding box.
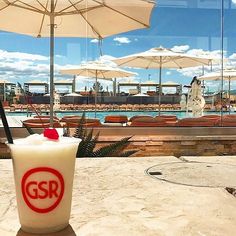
[13,134,80,146]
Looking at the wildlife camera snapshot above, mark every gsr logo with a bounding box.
[21,167,64,213]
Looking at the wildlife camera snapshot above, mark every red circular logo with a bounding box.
[21,167,64,213]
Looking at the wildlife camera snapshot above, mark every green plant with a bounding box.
[70,113,137,158]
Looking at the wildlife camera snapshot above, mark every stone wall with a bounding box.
[91,137,236,157]
[1,128,236,158]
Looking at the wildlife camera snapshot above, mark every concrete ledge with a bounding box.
[0,157,236,235]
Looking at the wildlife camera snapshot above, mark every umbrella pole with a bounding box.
[49,0,55,127]
[158,58,162,116]
[229,77,231,114]
[95,71,98,118]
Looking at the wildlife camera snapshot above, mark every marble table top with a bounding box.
[0,156,236,236]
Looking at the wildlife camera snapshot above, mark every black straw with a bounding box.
[0,101,13,144]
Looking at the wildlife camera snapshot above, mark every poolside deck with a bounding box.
[0,156,236,235]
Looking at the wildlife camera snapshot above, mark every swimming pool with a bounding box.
[6,110,231,122]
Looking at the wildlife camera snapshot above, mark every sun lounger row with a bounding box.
[6,103,184,112]
[22,114,236,128]
[6,103,234,113]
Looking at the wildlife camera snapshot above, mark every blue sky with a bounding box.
[1,1,236,94]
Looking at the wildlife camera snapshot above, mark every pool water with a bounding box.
[6,110,231,122]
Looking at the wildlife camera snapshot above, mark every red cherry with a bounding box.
[43,128,59,140]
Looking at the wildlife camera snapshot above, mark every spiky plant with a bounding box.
[72,113,137,158]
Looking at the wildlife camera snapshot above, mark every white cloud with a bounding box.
[175,48,231,79]
[0,49,48,61]
[98,55,117,66]
[171,45,190,52]
[0,49,75,83]
[177,66,205,78]
[99,54,116,61]
[232,0,236,5]
[113,37,131,44]
[166,71,172,75]
[90,39,99,43]
[229,53,236,60]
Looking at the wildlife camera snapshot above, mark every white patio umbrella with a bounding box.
[132,93,149,97]
[199,69,236,113]
[132,93,149,105]
[113,47,213,115]
[64,92,82,105]
[64,92,82,97]
[61,61,136,117]
[0,0,155,126]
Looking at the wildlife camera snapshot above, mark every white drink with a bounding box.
[8,134,80,234]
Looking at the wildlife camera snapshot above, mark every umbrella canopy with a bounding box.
[199,69,236,113]
[64,92,82,97]
[113,47,212,69]
[0,0,155,125]
[61,61,136,116]
[113,47,213,115]
[199,69,236,81]
[132,93,149,97]
[61,61,137,79]
[0,1,155,38]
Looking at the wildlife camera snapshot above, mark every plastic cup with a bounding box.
[8,134,80,234]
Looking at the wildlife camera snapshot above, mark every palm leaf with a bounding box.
[117,150,138,157]
[77,129,95,157]
[93,136,133,157]
[72,115,135,158]
[73,112,86,139]
[89,131,100,157]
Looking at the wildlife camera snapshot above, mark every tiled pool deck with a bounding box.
[0,156,236,235]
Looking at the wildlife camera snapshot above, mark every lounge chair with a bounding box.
[103,115,128,126]
[104,115,128,124]
[219,116,236,126]
[60,115,82,123]
[130,117,166,127]
[176,117,216,127]
[34,115,60,120]
[129,115,153,122]
[64,118,102,127]
[22,118,62,128]
[156,115,178,126]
